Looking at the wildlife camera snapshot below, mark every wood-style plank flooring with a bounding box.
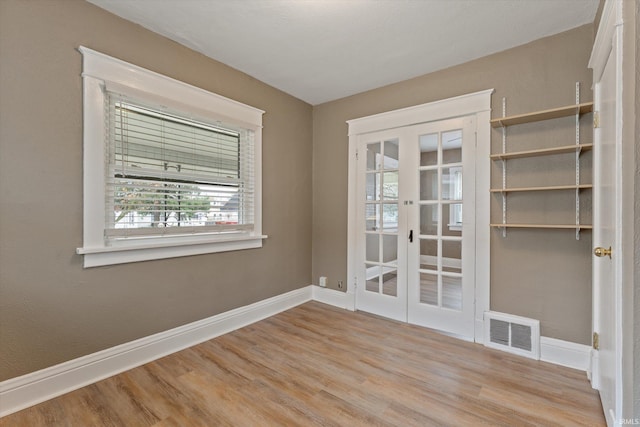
[1,302,605,426]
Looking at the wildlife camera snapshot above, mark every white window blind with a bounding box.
[105,92,255,239]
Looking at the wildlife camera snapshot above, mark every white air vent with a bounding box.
[484,311,540,360]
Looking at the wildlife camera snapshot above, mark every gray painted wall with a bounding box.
[0,0,313,381]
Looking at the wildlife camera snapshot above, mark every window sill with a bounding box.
[77,234,267,268]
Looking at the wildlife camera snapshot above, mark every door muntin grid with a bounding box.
[365,139,399,297]
[418,130,463,310]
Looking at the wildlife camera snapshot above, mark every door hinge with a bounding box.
[593,332,599,350]
[355,149,359,160]
[593,111,600,129]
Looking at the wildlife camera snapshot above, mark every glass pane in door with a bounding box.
[442,130,462,164]
[364,139,399,297]
[442,275,462,310]
[419,272,438,305]
[417,129,463,311]
[382,270,398,296]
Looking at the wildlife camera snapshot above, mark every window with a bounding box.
[77,47,265,267]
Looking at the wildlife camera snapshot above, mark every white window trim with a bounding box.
[76,47,266,268]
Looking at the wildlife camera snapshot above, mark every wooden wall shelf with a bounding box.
[490,224,593,230]
[490,184,592,194]
[490,143,593,160]
[490,102,593,128]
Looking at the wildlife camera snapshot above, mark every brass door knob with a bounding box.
[594,246,612,259]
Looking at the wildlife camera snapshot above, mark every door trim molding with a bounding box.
[346,89,493,343]
[588,0,629,422]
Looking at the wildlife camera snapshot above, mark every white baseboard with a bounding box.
[474,319,485,344]
[311,285,353,310]
[0,287,593,418]
[0,286,313,418]
[589,349,599,389]
[540,336,592,372]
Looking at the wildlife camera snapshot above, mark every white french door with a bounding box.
[355,117,476,338]
[407,117,476,337]
[356,129,407,322]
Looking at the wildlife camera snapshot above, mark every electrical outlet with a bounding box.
[338,280,343,289]
[319,276,327,287]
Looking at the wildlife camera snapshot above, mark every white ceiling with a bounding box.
[87,0,599,105]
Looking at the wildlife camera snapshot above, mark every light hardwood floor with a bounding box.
[1,302,605,426]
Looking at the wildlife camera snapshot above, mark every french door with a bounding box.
[356,117,476,338]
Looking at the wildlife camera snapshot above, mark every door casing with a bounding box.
[588,0,629,423]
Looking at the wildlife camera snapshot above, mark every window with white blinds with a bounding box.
[105,94,255,238]
[77,47,265,267]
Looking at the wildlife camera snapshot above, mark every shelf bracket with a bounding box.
[575,82,581,240]
[501,97,507,238]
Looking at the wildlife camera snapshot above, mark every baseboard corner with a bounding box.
[311,285,352,310]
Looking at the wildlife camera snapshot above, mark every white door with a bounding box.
[592,37,620,426]
[356,118,475,338]
[356,129,407,322]
[407,117,476,338]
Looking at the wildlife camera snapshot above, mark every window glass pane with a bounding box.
[419,239,438,271]
[365,204,380,231]
[442,275,462,310]
[420,170,438,201]
[442,130,462,165]
[442,167,462,201]
[382,171,398,200]
[382,270,398,296]
[420,273,438,305]
[443,203,462,236]
[382,234,398,263]
[366,173,380,201]
[442,240,462,274]
[382,203,398,231]
[383,140,399,169]
[419,133,438,167]
[420,204,438,235]
[365,264,380,293]
[110,180,241,231]
[366,234,380,262]
[367,142,381,171]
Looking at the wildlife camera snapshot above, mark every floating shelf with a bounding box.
[490,184,592,193]
[490,224,593,230]
[490,102,593,128]
[490,143,593,160]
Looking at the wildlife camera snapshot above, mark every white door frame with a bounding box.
[588,0,630,423]
[346,89,493,343]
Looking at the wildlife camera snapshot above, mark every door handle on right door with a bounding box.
[594,246,612,259]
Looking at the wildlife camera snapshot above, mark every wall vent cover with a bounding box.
[484,311,540,360]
